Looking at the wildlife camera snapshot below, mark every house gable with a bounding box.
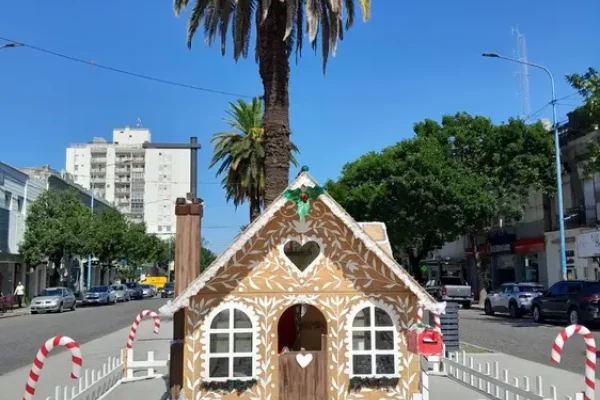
[159,172,439,316]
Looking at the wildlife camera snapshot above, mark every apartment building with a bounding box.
[65,125,191,238]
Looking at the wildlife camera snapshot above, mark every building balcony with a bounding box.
[115,188,130,195]
[91,158,107,164]
[0,208,25,255]
[90,177,105,184]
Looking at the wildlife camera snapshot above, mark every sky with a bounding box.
[1,1,598,254]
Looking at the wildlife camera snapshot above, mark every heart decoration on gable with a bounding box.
[296,353,313,369]
[283,241,321,272]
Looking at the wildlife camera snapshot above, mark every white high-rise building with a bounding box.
[65,126,191,239]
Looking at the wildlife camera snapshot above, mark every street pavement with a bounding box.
[0,306,172,400]
[0,297,166,376]
[459,308,599,375]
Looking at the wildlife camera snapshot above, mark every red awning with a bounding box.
[512,237,544,254]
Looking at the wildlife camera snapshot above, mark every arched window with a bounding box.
[349,305,396,377]
[206,307,255,380]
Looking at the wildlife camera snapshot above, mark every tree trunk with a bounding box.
[258,1,291,208]
[249,197,261,222]
[469,234,488,305]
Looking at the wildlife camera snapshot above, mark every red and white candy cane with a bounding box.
[416,307,441,332]
[126,309,160,349]
[23,335,82,400]
[551,324,596,400]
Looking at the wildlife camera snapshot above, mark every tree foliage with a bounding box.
[327,113,555,276]
[567,67,600,176]
[210,98,300,222]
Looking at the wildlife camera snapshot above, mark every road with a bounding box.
[0,297,166,375]
[459,308,598,375]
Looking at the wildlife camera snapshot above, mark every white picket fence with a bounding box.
[42,349,169,400]
[443,351,584,400]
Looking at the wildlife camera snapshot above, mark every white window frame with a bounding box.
[348,304,398,378]
[205,306,256,381]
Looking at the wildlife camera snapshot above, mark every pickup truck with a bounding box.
[424,277,474,309]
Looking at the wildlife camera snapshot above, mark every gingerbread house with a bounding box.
[160,169,442,400]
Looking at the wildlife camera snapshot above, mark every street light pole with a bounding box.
[87,190,94,290]
[482,52,567,281]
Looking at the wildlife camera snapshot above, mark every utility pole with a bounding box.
[142,137,202,399]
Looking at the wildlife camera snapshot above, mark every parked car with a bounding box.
[111,284,131,302]
[140,284,156,298]
[531,280,600,325]
[125,282,144,300]
[83,285,117,305]
[30,287,77,314]
[484,282,545,318]
[424,277,474,309]
[161,282,175,298]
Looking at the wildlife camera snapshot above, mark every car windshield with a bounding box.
[519,285,545,293]
[112,285,125,291]
[125,283,137,288]
[39,288,62,297]
[164,283,174,290]
[441,277,465,286]
[91,286,109,292]
[141,285,150,289]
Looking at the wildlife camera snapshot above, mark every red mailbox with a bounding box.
[406,328,443,356]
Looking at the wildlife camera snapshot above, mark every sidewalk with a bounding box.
[104,375,170,400]
[429,375,492,399]
[0,316,172,399]
[0,305,30,319]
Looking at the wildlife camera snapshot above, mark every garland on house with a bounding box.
[201,379,257,393]
[348,377,400,391]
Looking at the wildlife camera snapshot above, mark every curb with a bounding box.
[459,341,497,354]
[0,309,31,320]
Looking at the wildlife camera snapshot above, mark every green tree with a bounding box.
[173,0,371,207]
[86,208,128,269]
[19,189,90,286]
[566,67,600,176]
[210,98,300,222]
[200,241,218,273]
[328,113,555,296]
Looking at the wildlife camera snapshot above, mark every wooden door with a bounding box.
[278,336,327,400]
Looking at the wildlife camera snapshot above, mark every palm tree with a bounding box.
[174,0,371,207]
[210,98,300,222]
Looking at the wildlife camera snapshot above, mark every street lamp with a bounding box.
[482,52,567,281]
[0,42,22,50]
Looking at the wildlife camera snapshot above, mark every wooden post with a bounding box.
[170,197,203,400]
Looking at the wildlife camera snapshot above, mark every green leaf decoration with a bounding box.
[201,379,257,393]
[284,185,325,220]
[348,376,400,391]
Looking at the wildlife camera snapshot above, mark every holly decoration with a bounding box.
[284,184,324,220]
[201,379,257,394]
[348,377,399,391]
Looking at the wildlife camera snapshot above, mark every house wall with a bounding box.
[183,199,421,400]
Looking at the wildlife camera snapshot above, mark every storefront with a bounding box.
[576,230,600,280]
[490,233,517,287]
[512,237,545,284]
[545,228,596,286]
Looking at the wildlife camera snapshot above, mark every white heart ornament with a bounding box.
[296,353,313,368]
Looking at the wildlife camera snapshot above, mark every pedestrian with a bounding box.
[14,281,25,308]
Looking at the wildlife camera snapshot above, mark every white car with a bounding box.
[484,282,545,318]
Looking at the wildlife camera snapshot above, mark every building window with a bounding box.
[17,196,23,212]
[157,225,162,232]
[74,165,79,171]
[4,191,12,210]
[206,307,254,380]
[165,225,171,232]
[349,305,396,377]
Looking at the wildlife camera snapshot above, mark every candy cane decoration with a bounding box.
[416,307,441,332]
[23,335,82,400]
[127,309,161,349]
[551,324,596,400]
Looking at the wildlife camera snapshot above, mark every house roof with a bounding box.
[159,171,441,316]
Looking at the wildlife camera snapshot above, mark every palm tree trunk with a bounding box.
[258,1,291,208]
[249,197,261,222]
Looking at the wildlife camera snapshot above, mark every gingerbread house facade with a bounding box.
[160,171,441,400]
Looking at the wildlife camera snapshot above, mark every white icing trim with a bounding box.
[159,172,438,316]
[199,300,260,381]
[344,298,401,378]
[279,235,326,278]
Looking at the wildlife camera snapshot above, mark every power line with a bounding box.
[0,36,253,99]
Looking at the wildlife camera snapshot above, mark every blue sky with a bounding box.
[1,1,598,253]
